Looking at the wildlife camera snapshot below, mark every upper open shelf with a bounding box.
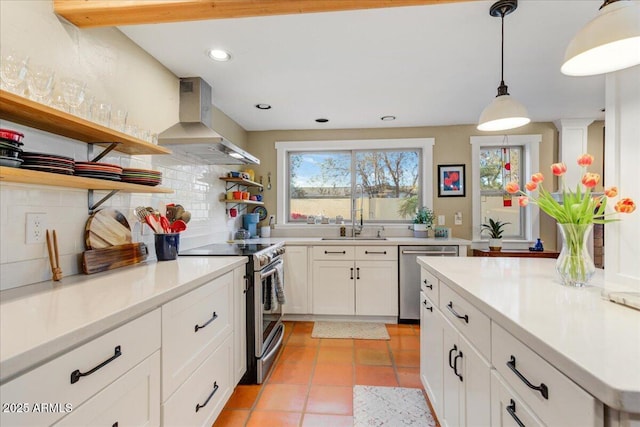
[0,90,172,156]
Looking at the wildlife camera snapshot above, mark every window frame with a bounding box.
[470,135,541,245]
[276,138,434,226]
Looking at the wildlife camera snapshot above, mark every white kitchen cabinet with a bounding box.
[233,266,247,384]
[312,260,355,315]
[420,290,444,417]
[284,245,310,314]
[491,370,544,427]
[53,351,160,427]
[355,260,397,316]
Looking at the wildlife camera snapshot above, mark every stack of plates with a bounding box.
[75,162,123,181]
[0,138,24,168]
[20,152,75,174]
[121,168,162,186]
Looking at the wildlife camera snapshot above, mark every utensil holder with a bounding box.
[155,233,180,261]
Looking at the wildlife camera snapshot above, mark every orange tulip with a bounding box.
[551,163,567,176]
[518,196,529,207]
[604,187,618,197]
[581,172,600,188]
[505,182,520,194]
[615,198,636,214]
[531,172,544,183]
[525,181,537,191]
[577,153,594,167]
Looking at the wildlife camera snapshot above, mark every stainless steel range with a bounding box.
[179,241,286,384]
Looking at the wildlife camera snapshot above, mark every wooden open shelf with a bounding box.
[219,177,263,189]
[0,166,173,193]
[223,199,264,206]
[0,90,171,156]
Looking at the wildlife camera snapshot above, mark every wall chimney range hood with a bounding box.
[158,77,259,165]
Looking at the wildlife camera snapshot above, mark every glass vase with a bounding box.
[556,223,595,287]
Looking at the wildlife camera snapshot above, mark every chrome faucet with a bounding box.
[377,226,385,238]
[352,184,364,237]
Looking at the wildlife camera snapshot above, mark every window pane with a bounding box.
[480,195,523,239]
[479,147,522,191]
[288,152,351,222]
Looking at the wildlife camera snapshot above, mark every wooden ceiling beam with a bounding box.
[53,0,474,28]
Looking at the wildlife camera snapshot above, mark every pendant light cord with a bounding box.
[497,7,509,96]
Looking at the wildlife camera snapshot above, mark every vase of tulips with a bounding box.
[506,153,636,287]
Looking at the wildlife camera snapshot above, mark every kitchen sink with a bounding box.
[321,236,387,240]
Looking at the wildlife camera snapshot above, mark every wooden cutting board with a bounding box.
[85,208,132,249]
[82,243,148,274]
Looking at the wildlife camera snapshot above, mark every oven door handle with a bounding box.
[261,324,285,363]
[260,260,283,281]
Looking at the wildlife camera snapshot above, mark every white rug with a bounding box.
[311,321,390,340]
[353,386,436,426]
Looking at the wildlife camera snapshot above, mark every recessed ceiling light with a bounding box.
[315,118,329,123]
[381,115,396,121]
[208,49,231,62]
[255,104,272,110]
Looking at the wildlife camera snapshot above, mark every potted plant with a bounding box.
[413,207,435,238]
[481,218,510,251]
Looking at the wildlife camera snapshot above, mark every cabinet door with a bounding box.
[53,352,160,427]
[441,317,462,427]
[420,292,444,418]
[312,260,355,315]
[355,260,398,316]
[459,334,491,427]
[233,266,247,384]
[284,246,310,314]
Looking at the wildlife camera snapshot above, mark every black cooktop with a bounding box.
[179,243,274,257]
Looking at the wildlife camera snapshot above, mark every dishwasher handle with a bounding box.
[402,249,457,255]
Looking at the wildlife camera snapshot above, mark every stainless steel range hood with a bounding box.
[158,77,259,165]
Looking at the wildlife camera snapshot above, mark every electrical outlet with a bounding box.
[454,211,462,225]
[438,215,445,225]
[26,213,48,244]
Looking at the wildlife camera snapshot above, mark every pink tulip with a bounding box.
[604,187,618,198]
[525,181,537,191]
[581,172,600,188]
[615,198,636,214]
[531,173,544,183]
[518,196,529,207]
[577,153,594,167]
[505,182,520,194]
[551,163,567,176]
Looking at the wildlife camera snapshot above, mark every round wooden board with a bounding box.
[85,208,132,250]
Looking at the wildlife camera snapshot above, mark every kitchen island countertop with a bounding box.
[0,256,247,384]
[418,256,640,413]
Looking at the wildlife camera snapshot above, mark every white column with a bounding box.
[553,119,595,190]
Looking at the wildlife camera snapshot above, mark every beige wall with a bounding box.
[247,122,559,246]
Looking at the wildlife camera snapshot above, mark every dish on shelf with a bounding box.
[253,206,268,221]
[20,151,75,174]
[0,137,24,147]
[0,128,24,143]
[0,156,23,167]
[0,146,22,159]
[75,161,123,173]
[20,152,74,163]
[21,163,74,174]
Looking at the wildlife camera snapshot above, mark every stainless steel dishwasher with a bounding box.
[398,245,458,322]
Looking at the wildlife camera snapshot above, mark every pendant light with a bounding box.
[477,0,530,132]
[561,0,640,76]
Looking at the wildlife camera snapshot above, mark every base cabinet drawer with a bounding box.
[162,335,233,427]
[492,323,603,427]
[491,370,544,427]
[420,268,440,307]
[53,352,160,427]
[0,309,160,427]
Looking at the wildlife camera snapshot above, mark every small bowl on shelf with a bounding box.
[0,156,24,168]
[0,128,24,143]
[0,147,22,159]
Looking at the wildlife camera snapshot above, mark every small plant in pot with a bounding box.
[413,207,435,238]
[481,218,510,251]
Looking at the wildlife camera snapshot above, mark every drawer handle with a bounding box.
[507,355,549,399]
[195,381,219,413]
[350,267,354,280]
[365,250,387,254]
[422,299,433,312]
[356,267,360,280]
[70,345,122,384]
[453,351,464,382]
[506,399,525,427]
[423,279,433,290]
[325,250,346,254]
[446,301,469,324]
[195,311,218,332]
[448,344,458,369]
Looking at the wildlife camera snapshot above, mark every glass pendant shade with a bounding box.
[477,94,530,131]
[561,1,640,76]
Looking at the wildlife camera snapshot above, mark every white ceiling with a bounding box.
[119,0,606,131]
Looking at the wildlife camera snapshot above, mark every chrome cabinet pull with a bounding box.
[324,250,346,254]
[195,311,218,332]
[453,351,463,382]
[446,301,469,323]
[507,355,549,399]
[448,345,458,369]
[423,279,433,289]
[422,299,433,312]
[71,345,122,384]
[350,267,354,280]
[365,250,387,254]
[506,399,525,427]
[195,381,219,412]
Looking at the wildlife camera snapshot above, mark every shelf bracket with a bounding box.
[87,142,121,162]
[88,189,120,213]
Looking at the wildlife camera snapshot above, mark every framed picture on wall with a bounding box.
[438,164,465,197]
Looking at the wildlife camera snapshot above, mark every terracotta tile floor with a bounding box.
[214,321,439,427]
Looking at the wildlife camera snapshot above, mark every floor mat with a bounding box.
[311,321,390,340]
[353,385,436,426]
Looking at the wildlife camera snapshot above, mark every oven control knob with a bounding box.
[258,255,267,266]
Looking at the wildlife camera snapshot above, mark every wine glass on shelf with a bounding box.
[60,77,86,115]
[1,50,29,95]
[26,64,55,104]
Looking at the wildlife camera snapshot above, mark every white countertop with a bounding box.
[231,236,471,246]
[417,257,640,413]
[0,257,246,384]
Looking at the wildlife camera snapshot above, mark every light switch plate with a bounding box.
[438,215,445,225]
[454,212,462,225]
